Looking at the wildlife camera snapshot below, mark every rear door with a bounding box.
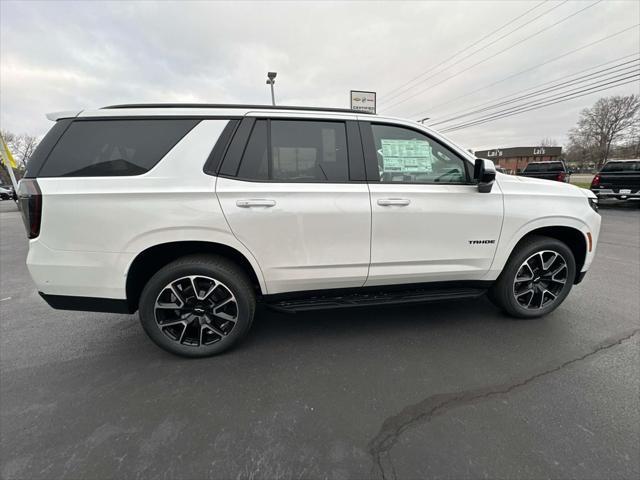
[216,116,371,294]
[360,121,504,286]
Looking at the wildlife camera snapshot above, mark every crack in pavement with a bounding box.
[367,329,640,480]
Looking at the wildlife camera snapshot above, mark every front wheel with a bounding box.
[138,255,255,357]
[489,236,576,318]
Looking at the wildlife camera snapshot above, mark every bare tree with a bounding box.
[568,94,640,167]
[539,137,558,147]
[1,130,39,171]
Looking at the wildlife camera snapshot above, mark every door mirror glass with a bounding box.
[474,158,496,193]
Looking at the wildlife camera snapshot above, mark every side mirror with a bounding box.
[474,158,496,193]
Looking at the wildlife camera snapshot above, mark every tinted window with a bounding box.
[524,162,564,172]
[39,119,199,177]
[24,118,73,177]
[371,124,468,183]
[601,161,640,172]
[236,120,349,182]
[237,120,268,180]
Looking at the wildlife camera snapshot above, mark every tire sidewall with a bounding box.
[499,238,576,318]
[139,259,254,357]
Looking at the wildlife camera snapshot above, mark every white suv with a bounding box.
[19,104,601,357]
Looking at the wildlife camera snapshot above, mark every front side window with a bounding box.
[236,120,349,182]
[371,124,468,183]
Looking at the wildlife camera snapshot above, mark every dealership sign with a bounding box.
[350,90,376,114]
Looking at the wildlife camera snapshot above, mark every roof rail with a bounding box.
[101,103,374,114]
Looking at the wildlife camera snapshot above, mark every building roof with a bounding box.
[474,146,562,157]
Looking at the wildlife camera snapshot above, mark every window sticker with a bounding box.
[380,139,433,173]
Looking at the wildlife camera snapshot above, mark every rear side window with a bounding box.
[236,120,350,182]
[38,119,199,177]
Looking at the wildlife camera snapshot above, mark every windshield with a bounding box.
[601,161,640,172]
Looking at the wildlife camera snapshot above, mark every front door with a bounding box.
[216,117,371,294]
[360,121,503,286]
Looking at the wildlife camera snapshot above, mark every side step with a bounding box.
[264,287,487,313]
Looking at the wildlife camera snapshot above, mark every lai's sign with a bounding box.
[350,90,376,114]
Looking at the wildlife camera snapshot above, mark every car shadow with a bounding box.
[242,295,507,348]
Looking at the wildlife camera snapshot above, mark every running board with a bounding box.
[264,287,487,313]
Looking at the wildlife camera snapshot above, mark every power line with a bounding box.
[444,71,640,128]
[429,58,640,126]
[381,0,603,114]
[440,73,639,132]
[440,75,640,133]
[428,53,639,124]
[411,24,640,118]
[379,0,551,104]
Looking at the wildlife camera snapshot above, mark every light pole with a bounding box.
[266,71,277,106]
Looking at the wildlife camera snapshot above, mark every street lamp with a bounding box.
[266,71,277,106]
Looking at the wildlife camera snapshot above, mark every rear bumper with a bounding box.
[591,188,640,199]
[27,239,132,299]
[39,292,133,314]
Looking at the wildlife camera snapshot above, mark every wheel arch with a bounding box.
[126,241,266,312]
[507,225,587,283]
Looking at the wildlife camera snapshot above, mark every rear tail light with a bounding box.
[556,171,566,182]
[591,174,601,188]
[17,179,42,239]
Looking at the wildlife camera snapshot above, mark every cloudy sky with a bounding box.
[1,0,638,150]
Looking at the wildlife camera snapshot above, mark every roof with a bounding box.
[101,103,374,114]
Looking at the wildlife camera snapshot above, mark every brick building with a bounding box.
[474,146,562,173]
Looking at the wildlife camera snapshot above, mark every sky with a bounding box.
[1,0,639,151]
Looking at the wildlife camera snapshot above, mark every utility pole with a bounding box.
[266,72,277,106]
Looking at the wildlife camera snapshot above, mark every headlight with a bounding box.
[588,197,599,212]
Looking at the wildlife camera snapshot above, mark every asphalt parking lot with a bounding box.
[1,199,638,480]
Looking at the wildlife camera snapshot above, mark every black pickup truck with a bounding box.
[591,159,640,200]
[519,161,570,182]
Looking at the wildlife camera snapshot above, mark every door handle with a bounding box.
[236,199,276,208]
[377,198,411,206]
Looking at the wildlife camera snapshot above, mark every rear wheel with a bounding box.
[489,236,576,318]
[138,255,255,357]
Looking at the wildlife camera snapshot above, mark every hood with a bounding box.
[497,172,590,198]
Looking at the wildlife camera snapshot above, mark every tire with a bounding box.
[138,254,255,357]
[488,235,576,319]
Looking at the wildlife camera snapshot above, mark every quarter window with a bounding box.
[39,119,199,177]
[236,120,349,182]
[371,124,468,183]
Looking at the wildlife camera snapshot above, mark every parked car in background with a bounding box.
[0,185,15,200]
[591,159,640,201]
[19,104,600,357]
[520,161,570,182]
